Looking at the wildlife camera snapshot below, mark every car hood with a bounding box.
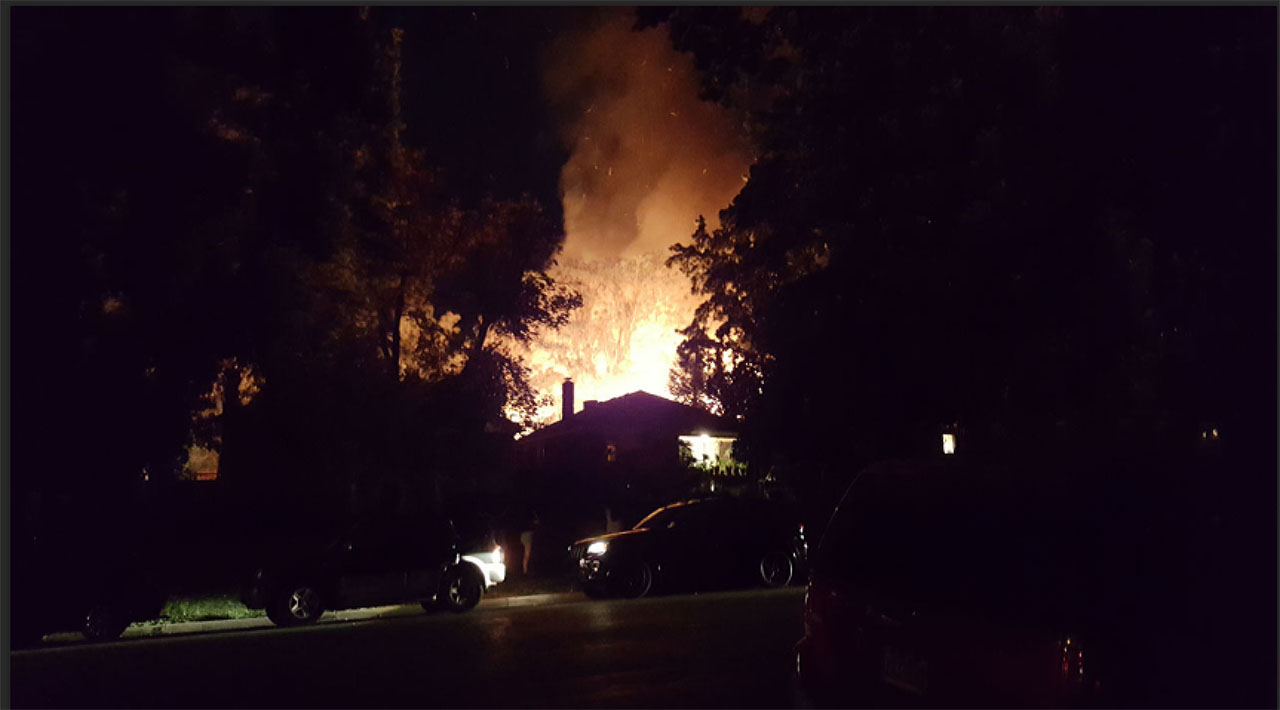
[572,528,652,547]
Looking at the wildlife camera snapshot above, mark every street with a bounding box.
[11,587,806,709]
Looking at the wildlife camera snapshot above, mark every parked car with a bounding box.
[241,515,485,627]
[568,497,806,599]
[459,529,506,589]
[794,455,1250,708]
[11,528,169,645]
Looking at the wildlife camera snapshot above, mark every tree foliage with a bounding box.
[11,7,579,518]
[648,7,1275,481]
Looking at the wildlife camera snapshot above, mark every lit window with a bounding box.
[942,433,956,455]
[678,433,737,468]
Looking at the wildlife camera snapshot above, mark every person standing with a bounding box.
[519,511,540,576]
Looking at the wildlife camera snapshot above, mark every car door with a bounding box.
[335,523,408,608]
[400,516,455,600]
[634,505,696,587]
[666,503,734,589]
[704,502,762,587]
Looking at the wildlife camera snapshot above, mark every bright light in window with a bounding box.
[679,433,736,467]
[942,433,956,455]
[587,541,608,555]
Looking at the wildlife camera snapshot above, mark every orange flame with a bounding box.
[519,9,751,427]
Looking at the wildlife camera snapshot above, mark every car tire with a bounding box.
[83,604,130,641]
[612,560,653,599]
[438,564,484,613]
[758,550,795,588]
[267,583,324,627]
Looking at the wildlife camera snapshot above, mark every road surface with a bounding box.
[10,587,806,708]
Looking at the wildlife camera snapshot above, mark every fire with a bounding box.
[513,8,752,429]
[514,253,703,425]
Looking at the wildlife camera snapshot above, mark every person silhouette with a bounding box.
[605,506,623,534]
[520,511,540,576]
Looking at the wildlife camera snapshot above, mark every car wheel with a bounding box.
[758,551,795,588]
[612,560,653,599]
[83,604,130,641]
[267,583,324,627]
[439,564,484,613]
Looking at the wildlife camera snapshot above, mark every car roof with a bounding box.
[838,455,1170,528]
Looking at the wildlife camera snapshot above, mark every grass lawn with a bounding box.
[145,594,265,626]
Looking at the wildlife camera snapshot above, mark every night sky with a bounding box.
[381,7,587,218]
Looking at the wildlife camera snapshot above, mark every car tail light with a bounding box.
[1060,637,1100,694]
[494,545,503,565]
[804,580,837,636]
[1061,638,1082,682]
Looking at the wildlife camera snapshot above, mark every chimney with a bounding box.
[562,378,575,421]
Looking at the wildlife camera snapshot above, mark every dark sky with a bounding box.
[382,6,597,217]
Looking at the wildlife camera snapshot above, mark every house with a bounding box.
[514,380,740,530]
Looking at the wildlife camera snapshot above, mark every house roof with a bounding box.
[517,391,737,446]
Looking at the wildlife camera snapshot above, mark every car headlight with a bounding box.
[587,541,608,555]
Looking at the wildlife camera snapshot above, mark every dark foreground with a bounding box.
[10,587,805,708]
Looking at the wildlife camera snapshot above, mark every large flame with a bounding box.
[518,254,704,423]
[513,9,750,426]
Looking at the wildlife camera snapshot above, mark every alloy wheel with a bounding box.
[84,605,128,641]
[760,552,794,587]
[616,562,652,598]
[288,587,320,621]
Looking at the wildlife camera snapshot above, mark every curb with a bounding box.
[479,592,580,609]
[39,591,585,645]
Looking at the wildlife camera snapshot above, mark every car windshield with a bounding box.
[634,504,694,530]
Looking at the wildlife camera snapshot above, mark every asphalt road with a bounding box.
[10,587,807,708]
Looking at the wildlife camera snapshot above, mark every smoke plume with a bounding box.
[543,9,750,260]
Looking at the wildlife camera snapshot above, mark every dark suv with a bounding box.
[796,455,1270,708]
[242,515,485,627]
[11,531,168,645]
[570,497,806,599]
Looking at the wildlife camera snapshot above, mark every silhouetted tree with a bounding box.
[11,7,579,528]
[649,7,1274,490]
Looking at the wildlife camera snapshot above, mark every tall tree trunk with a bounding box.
[219,362,242,487]
[462,316,491,376]
[386,274,407,380]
